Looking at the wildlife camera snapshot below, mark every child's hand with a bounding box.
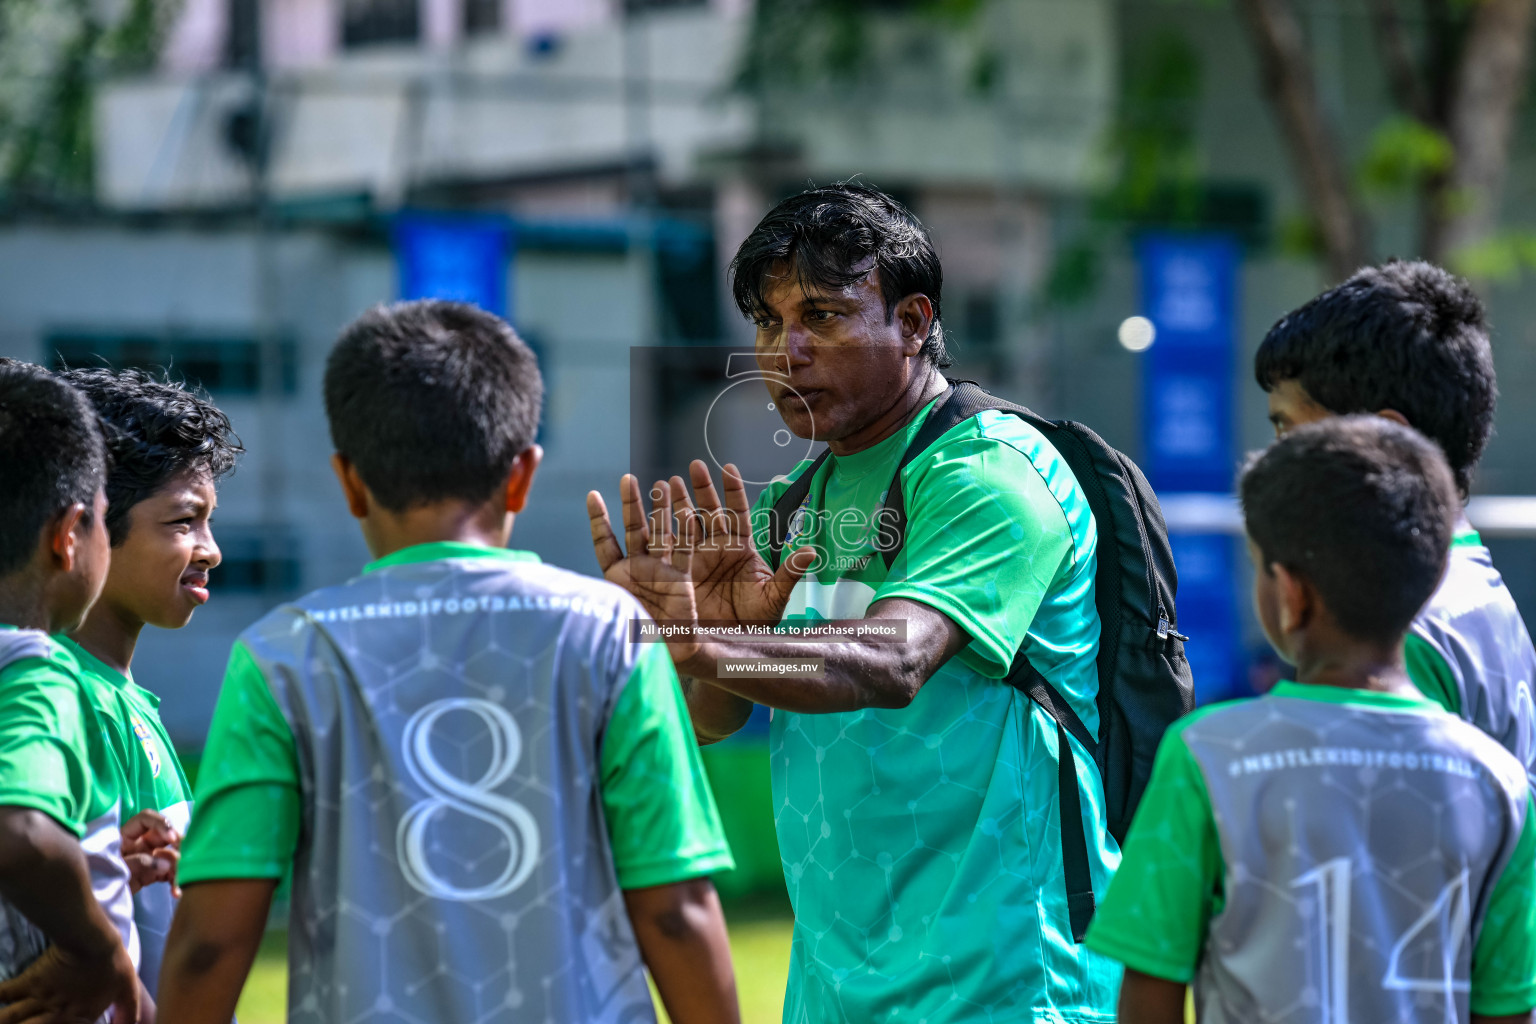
[121,810,182,897]
[0,938,140,1024]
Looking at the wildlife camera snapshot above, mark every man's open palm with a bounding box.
[667,461,813,625]
[588,475,704,662]
[588,464,813,649]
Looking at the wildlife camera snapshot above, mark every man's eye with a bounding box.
[753,317,778,329]
[807,310,834,322]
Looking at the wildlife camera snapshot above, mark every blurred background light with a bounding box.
[1118,315,1156,352]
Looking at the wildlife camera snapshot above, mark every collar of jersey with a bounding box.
[363,541,541,575]
[53,634,137,694]
[1271,679,1438,711]
[1451,529,1483,548]
[822,395,941,482]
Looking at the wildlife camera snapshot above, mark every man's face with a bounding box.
[100,468,221,631]
[751,263,927,446]
[1266,378,1332,437]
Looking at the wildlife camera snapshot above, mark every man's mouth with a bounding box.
[181,573,210,605]
[779,386,823,410]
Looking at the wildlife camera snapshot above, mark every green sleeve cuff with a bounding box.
[1083,930,1196,984]
[873,581,1012,679]
[1469,986,1536,1017]
[0,797,85,839]
[617,849,736,891]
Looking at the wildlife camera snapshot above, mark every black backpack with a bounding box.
[766,381,1194,942]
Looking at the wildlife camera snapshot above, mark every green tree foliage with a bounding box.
[0,0,177,204]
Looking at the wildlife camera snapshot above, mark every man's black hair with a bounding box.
[59,368,243,546]
[1254,260,1495,497]
[324,300,543,512]
[730,182,951,367]
[1240,416,1457,645]
[0,362,108,575]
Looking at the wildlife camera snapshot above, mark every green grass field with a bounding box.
[234,901,795,1024]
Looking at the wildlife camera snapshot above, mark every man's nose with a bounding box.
[781,324,815,364]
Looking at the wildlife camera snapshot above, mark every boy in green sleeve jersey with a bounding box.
[1256,262,1536,780]
[1086,417,1536,1024]
[0,361,141,1022]
[56,367,243,999]
[159,301,740,1024]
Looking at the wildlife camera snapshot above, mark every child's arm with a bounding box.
[0,806,139,1023]
[624,877,739,1024]
[1117,968,1187,1024]
[156,878,276,1024]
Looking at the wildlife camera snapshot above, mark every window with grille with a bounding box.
[46,333,298,396]
[342,0,420,48]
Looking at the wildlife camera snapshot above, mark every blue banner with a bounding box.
[395,214,512,318]
[1139,234,1244,704]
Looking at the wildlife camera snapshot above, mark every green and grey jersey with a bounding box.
[179,543,732,1024]
[0,629,136,989]
[1406,528,1536,783]
[1088,682,1536,1022]
[55,636,194,998]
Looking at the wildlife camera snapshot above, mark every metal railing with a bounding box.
[1161,494,1536,538]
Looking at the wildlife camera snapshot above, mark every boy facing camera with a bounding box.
[1086,417,1536,1024]
[159,301,740,1024]
[0,362,140,1022]
[57,367,243,999]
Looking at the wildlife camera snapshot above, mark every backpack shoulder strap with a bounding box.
[883,380,1103,942]
[879,380,1033,570]
[765,449,834,571]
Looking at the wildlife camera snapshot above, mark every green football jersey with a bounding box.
[180,542,733,1023]
[1087,681,1536,1021]
[0,627,136,981]
[751,402,1120,1022]
[56,636,193,996]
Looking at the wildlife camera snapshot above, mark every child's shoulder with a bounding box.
[0,628,82,685]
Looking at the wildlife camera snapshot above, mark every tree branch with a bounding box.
[1425,0,1536,264]
[1365,0,1430,122]
[1234,0,1371,279]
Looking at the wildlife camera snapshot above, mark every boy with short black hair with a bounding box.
[57,366,243,999]
[1256,260,1536,777]
[1086,416,1536,1024]
[0,361,140,1022]
[160,300,740,1024]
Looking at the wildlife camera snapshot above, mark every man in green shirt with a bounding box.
[1086,417,1536,1024]
[56,367,243,999]
[159,301,740,1024]
[0,361,140,1022]
[1257,261,1536,781]
[590,184,1118,1021]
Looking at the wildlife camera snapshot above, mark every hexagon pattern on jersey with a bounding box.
[241,558,658,1024]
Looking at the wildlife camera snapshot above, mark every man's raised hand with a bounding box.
[588,474,702,662]
[666,461,814,626]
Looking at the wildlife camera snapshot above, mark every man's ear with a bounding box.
[48,504,88,573]
[504,445,543,515]
[1271,562,1314,637]
[330,454,371,520]
[1376,409,1411,429]
[893,293,935,357]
